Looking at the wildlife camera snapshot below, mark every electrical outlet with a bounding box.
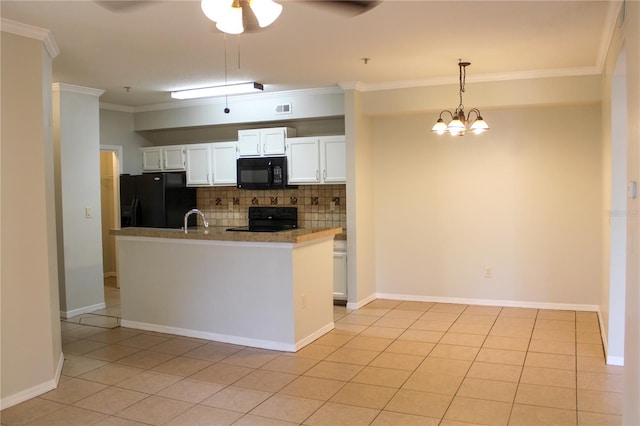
[483,267,493,278]
[330,201,336,211]
[301,295,307,309]
[228,202,233,212]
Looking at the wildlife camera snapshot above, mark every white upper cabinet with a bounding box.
[141,147,163,172]
[320,135,346,183]
[186,144,213,186]
[237,130,261,157]
[287,135,346,185]
[237,127,296,157]
[185,142,238,187]
[141,146,186,172]
[287,137,321,184]
[212,142,237,185]
[163,146,186,170]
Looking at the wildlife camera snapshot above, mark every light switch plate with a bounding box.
[628,181,637,199]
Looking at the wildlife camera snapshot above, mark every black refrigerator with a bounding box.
[120,172,197,229]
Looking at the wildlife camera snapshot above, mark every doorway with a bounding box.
[607,46,627,366]
[100,146,122,289]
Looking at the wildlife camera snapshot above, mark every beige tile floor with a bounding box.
[1,283,625,426]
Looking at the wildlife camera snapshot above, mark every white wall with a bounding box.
[100,108,151,175]
[620,2,640,423]
[53,84,106,317]
[1,28,62,408]
[133,87,344,131]
[371,105,602,307]
[344,89,376,308]
[600,2,640,422]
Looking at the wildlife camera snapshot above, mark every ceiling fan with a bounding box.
[96,0,380,34]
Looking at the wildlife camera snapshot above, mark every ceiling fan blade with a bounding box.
[302,0,380,16]
[94,1,155,13]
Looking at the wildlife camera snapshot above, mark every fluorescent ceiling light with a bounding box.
[171,82,264,100]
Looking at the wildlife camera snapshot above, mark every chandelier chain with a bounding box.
[458,61,467,112]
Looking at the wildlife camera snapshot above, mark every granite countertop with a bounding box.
[111,226,343,244]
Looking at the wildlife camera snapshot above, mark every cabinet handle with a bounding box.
[158,159,161,168]
[257,143,260,154]
[207,173,211,184]
[323,170,327,180]
[316,170,319,180]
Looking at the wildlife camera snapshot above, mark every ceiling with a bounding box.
[1,0,619,108]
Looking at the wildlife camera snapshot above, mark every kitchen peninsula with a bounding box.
[112,226,342,351]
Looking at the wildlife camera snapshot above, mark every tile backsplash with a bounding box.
[197,184,347,229]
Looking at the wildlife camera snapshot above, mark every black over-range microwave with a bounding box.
[236,156,289,190]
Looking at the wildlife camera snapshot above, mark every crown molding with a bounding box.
[339,81,366,91]
[596,0,624,72]
[354,66,602,92]
[0,18,59,59]
[52,83,105,97]
[99,103,135,113]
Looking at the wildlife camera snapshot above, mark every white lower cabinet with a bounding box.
[333,240,347,300]
[185,142,237,187]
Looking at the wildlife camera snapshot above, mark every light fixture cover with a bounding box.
[216,5,244,34]
[431,119,448,135]
[250,0,283,27]
[469,117,490,134]
[201,0,282,34]
[201,0,233,22]
[171,82,264,100]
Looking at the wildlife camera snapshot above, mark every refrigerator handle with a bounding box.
[131,198,140,226]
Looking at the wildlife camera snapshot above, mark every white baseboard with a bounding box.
[598,311,625,366]
[61,302,106,319]
[294,322,335,350]
[375,293,599,312]
[0,352,64,410]
[346,293,376,310]
[121,319,334,353]
[606,355,624,366]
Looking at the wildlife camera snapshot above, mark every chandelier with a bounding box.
[201,0,283,35]
[432,60,490,136]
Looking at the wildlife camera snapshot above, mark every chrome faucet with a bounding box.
[184,208,208,233]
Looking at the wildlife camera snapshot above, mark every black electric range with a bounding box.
[226,207,298,233]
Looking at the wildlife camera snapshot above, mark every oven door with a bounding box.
[236,158,273,189]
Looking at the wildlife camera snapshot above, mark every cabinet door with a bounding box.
[237,130,261,157]
[321,136,346,183]
[163,146,186,170]
[186,144,212,186]
[141,147,162,172]
[287,137,320,184]
[261,128,286,156]
[212,142,237,186]
[333,251,347,300]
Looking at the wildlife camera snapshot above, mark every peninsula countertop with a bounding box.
[111,226,343,244]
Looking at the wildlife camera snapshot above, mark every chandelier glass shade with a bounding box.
[201,0,283,34]
[432,61,490,136]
